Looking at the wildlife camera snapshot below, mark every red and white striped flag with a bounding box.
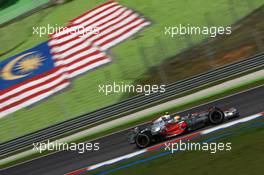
[49,30,111,78]
[49,0,151,51]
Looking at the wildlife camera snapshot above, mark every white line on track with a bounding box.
[65,112,264,175]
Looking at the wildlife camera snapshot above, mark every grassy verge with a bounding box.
[1,75,263,169]
[134,4,264,88]
[87,118,264,175]
[1,0,264,142]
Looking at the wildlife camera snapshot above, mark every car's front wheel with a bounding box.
[135,131,152,148]
[208,108,224,124]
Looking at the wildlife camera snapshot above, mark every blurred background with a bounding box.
[0,0,264,142]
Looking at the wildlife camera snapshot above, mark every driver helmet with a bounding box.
[174,115,181,121]
[162,112,170,121]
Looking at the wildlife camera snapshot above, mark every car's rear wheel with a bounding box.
[209,108,224,124]
[135,132,152,148]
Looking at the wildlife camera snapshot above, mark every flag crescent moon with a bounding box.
[1,52,34,80]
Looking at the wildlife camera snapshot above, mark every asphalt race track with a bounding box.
[1,85,264,175]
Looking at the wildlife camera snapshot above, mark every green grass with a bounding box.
[87,119,264,175]
[1,0,264,142]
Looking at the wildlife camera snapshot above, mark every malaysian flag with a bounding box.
[0,0,150,117]
[0,42,69,118]
[49,0,151,51]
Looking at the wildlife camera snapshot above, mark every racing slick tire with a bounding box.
[135,131,152,148]
[208,108,224,124]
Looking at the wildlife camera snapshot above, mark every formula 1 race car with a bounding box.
[128,107,239,148]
